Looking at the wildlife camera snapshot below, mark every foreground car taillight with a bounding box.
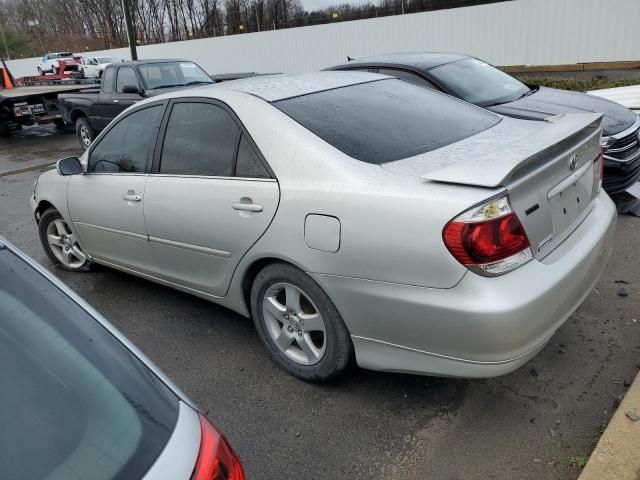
[191,415,245,480]
[443,195,532,276]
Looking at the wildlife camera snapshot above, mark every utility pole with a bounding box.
[121,0,138,60]
[255,5,260,32]
[0,16,10,59]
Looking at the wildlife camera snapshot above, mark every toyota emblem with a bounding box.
[568,154,578,171]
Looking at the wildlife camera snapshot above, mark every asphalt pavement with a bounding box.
[1,126,639,479]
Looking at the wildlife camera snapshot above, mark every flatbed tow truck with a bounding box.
[0,55,96,136]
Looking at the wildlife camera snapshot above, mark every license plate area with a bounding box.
[548,162,594,235]
[13,103,46,117]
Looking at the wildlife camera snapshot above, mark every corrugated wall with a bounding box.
[6,0,640,79]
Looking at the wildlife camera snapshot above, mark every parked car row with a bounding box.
[16,50,634,479]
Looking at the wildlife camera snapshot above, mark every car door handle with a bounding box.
[122,193,142,202]
[232,202,263,212]
[113,99,119,103]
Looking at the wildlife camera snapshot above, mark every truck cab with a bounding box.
[59,59,213,149]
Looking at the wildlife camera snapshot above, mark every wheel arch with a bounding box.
[34,199,55,222]
[240,256,308,317]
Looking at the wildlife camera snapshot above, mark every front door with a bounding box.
[68,104,165,274]
[143,100,279,296]
[103,66,142,122]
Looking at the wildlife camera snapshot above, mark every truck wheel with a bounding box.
[0,124,10,137]
[76,117,95,149]
[52,66,59,75]
[37,67,43,76]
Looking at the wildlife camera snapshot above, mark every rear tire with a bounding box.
[37,67,43,76]
[0,124,10,137]
[52,65,59,75]
[76,117,95,150]
[39,208,92,272]
[251,262,352,382]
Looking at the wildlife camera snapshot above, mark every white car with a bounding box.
[81,56,121,78]
[37,52,82,76]
[589,84,640,114]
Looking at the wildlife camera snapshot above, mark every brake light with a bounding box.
[191,415,245,480]
[443,195,532,276]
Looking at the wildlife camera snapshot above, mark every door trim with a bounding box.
[74,222,149,241]
[148,235,232,258]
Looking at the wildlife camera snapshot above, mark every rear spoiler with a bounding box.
[420,113,603,188]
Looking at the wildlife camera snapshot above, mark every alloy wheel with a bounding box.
[262,282,327,365]
[46,219,87,269]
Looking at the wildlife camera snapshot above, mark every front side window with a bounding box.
[160,102,240,177]
[274,78,500,164]
[116,67,139,93]
[428,58,530,107]
[89,105,163,173]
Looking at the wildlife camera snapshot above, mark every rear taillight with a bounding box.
[443,195,532,276]
[594,146,604,191]
[191,415,245,480]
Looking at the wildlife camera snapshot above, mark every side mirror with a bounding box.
[122,84,140,94]
[56,157,83,176]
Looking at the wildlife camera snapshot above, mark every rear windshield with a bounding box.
[274,79,500,163]
[0,248,178,480]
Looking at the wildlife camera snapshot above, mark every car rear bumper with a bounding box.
[311,191,617,377]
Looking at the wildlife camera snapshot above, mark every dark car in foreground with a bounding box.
[0,238,244,480]
[329,53,640,194]
[59,59,213,149]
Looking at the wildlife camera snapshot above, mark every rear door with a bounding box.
[143,99,279,297]
[68,103,164,274]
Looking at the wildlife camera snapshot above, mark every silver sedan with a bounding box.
[31,72,617,382]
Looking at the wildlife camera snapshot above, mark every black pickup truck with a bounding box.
[59,58,213,149]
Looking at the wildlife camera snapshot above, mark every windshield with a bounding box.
[138,61,213,89]
[0,247,178,480]
[274,78,500,164]
[53,52,73,58]
[429,58,530,107]
[98,57,119,64]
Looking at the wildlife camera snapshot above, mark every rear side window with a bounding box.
[236,134,270,178]
[102,67,115,94]
[89,105,162,173]
[274,79,500,164]
[160,102,241,177]
[0,249,178,480]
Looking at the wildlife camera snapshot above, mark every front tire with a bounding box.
[76,116,95,150]
[39,209,92,272]
[251,263,352,382]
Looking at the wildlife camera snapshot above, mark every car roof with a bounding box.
[208,71,388,102]
[117,58,192,67]
[330,52,471,71]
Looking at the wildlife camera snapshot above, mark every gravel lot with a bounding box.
[1,125,639,480]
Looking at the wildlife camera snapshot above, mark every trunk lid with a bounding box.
[382,113,603,259]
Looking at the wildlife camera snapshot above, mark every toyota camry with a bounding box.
[31,72,617,382]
